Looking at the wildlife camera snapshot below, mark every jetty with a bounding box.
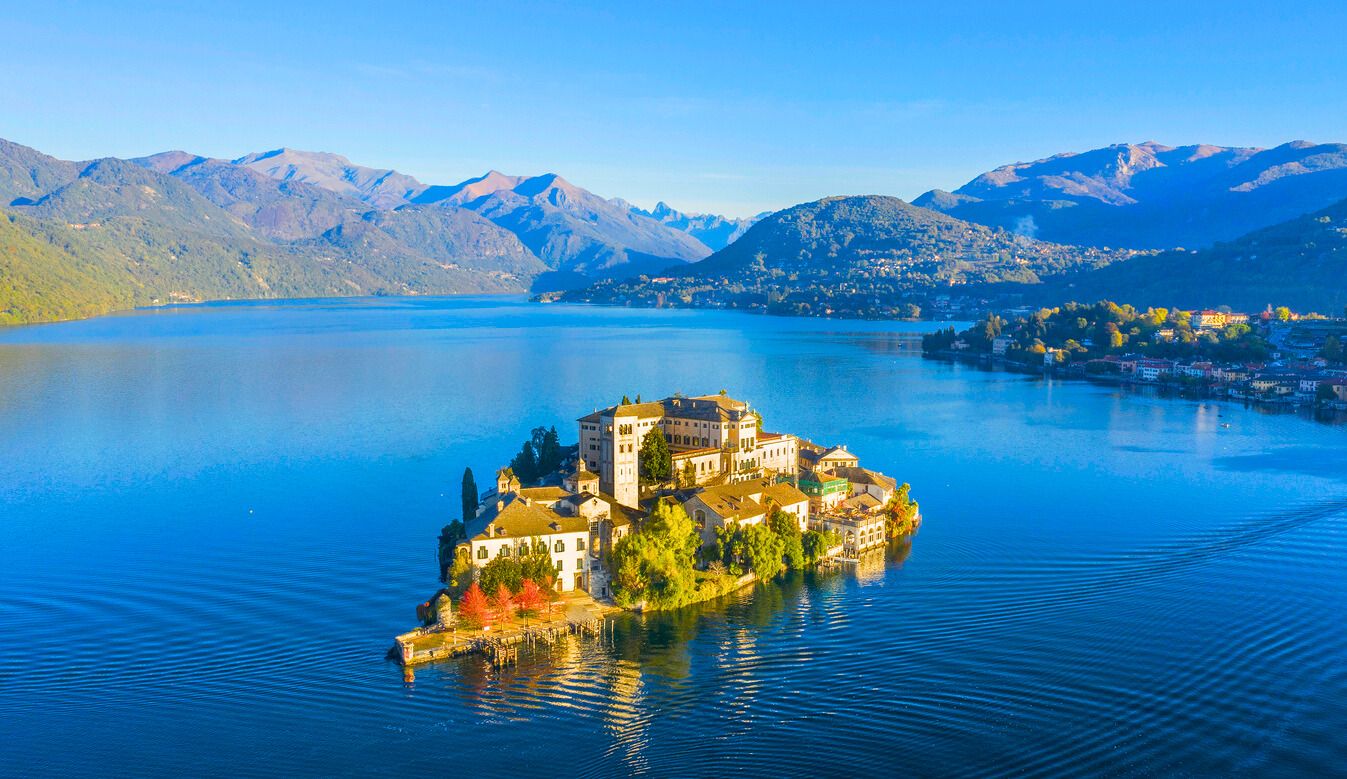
[393,591,615,668]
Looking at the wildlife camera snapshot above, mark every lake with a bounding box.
[2,296,1345,777]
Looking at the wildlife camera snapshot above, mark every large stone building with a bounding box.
[578,394,799,508]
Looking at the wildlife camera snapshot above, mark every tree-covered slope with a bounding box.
[1023,196,1347,313]
[558,195,1133,317]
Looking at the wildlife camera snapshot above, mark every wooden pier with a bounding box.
[393,592,613,668]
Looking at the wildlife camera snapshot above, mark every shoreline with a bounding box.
[924,351,1347,423]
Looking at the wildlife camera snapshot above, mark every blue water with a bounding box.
[2,296,1345,777]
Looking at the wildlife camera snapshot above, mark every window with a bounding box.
[577,538,586,551]
[556,558,563,571]
[694,509,705,528]
[477,546,487,560]
[554,540,565,553]
[577,557,584,572]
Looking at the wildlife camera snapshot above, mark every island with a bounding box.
[394,391,920,668]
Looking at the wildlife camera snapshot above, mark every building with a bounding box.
[1192,310,1250,331]
[579,394,800,508]
[681,478,810,547]
[813,512,886,558]
[467,493,593,592]
[798,469,850,513]
[992,334,1015,356]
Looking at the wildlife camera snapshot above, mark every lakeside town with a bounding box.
[394,392,919,667]
[923,303,1347,416]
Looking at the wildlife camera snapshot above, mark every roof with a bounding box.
[762,482,809,507]
[518,486,570,503]
[829,466,897,491]
[469,494,588,541]
[689,491,766,524]
[842,493,883,511]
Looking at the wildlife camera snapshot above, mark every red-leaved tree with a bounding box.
[491,584,516,623]
[459,582,491,628]
[516,578,544,617]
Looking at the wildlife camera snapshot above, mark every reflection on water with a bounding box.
[2,296,1346,776]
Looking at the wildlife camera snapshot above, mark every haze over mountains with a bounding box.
[915,141,1347,249]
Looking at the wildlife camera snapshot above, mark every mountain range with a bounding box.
[6,136,1347,325]
[556,195,1134,316]
[915,141,1347,250]
[0,139,739,324]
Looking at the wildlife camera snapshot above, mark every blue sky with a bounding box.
[3,2,1345,217]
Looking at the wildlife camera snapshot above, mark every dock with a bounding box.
[393,591,616,668]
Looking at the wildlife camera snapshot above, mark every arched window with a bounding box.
[554,539,566,553]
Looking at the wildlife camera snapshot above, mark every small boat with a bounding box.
[1220,423,1232,429]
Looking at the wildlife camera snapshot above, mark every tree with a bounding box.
[491,584,516,623]
[461,467,478,523]
[678,460,697,488]
[610,500,699,609]
[509,440,538,484]
[767,509,804,570]
[534,425,563,476]
[1275,306,1292,322]
[802,530,829,564]
[639,426,673,483]
[520,547,558,588]
[741,524,785,581]
[883,483,921,537]
[437,520,465,581]
[458,583,491,628]
[516,578,545,617]
[1322,335,1343,363]
[445,547,474,597]
[479,556,523,595]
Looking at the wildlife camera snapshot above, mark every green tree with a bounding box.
[509,440,538,483]
[639,426,673,483]
[741,524,785,581]
[445,547,474,597]
[767,509,804,570]
[479,556,523,595]
[437,520,465,581]
[460,467,477,523]
[1275,306,1292,322]
[802,530,829,564]
[610,500,699,609]
[534,426,563,475]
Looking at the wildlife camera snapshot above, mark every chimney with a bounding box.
[496,499,504,512]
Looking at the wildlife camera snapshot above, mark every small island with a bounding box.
[394,392,920,667]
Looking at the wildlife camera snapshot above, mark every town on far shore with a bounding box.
[924,302,1347,414]
[394,391,920,668]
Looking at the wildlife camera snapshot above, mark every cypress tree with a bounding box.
[461,467,477,522]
